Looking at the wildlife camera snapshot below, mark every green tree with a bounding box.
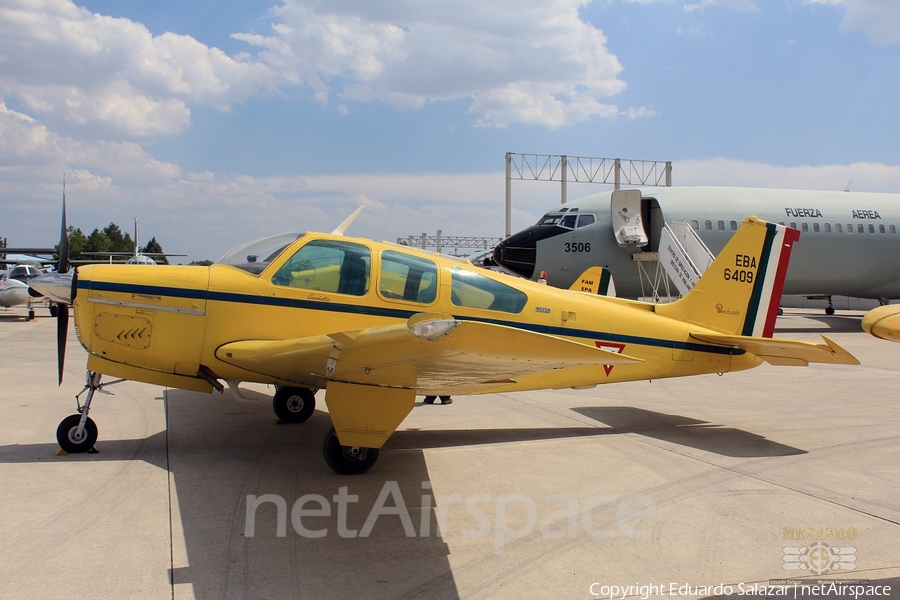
[85,228,111,253]
[141,237,168,265]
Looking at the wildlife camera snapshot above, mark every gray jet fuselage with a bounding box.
[494,186,900,300]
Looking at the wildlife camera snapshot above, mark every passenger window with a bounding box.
[868,224,875,234]
[801,223,809,233]
[824,223,832,233]
[790,222,798,230]
[891,225,897,234]
[836,223,842,233]
[858,224,865,234]
[717,220,725,231]
[847,224,853,234]
[691,220,699,231]
[272,240,370,295]
[704,220,712,230]
[576,214,596,229]
[450,268,527,313]
[730,221,738,231]
[813,223,820,233]
[379,251,438,303]
[879,224,886,234]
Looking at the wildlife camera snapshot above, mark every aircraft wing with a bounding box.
[689,332,859,366]
[216,313,643,394]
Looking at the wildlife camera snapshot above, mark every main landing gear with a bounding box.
[272,386,317,423]
[322,427,378,475]
[56,371,122,453]
[825,296,835,316]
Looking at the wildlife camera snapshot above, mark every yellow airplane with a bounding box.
[861,304,900,343]
[32,206,859,474]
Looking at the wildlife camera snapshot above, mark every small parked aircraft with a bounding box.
[32,203,859,474]
[862,305,900,343]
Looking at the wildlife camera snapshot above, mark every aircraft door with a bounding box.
[611,190,649,247]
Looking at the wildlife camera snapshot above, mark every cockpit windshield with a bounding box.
[217,232,306,275]
[537,213,596,230]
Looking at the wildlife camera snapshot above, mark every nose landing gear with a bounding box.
[56,371,123,454]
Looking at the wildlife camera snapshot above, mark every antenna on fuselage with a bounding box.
[332,205,365,236]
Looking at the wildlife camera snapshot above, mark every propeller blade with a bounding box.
[57,302,68,385]
[58,184,69,274]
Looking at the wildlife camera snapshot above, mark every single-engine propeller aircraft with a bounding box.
[32,201,859,474]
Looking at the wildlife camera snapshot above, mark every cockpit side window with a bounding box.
[450,268,527,313]
[560,214,578,229]
[538,215,562,226]
[271,240,370,296]
[379,251,438,303]
[576,214,595,228]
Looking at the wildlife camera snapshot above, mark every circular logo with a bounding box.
[805,542,836,574]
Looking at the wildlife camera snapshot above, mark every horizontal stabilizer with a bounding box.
[689,332,859,366]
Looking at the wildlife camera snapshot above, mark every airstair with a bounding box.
[631,222,715,302]
[610,189,716,302]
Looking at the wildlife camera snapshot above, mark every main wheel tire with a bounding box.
[272,387,316,423]
[323,427,378,475]
[825,306,835,316]
[57,414,98,453]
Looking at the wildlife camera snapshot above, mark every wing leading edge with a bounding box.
[216,314,643,394]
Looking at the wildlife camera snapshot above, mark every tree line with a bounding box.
[62,222,171,265]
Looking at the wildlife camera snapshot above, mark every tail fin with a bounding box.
[568,266,616,297]
[656,216,799,337]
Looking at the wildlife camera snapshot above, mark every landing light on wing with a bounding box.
[410,318,459,340]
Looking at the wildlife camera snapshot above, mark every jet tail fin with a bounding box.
[656,216,799,337]
[568,266,616,297]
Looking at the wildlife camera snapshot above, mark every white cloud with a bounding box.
[237,0,629,128]
[0,0,274,139]
[805,0,900,45]
[677,157,900,192]
[684,0,758,12]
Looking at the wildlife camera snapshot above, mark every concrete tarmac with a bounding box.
[1,306,898,599]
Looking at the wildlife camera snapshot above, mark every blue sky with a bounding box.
[2,0,899,262]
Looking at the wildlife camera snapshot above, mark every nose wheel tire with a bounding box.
[323,427,378,475]
[56,414,98,453]
[272,387,316,423]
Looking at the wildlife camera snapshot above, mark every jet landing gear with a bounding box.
[322,427,378,475]
[825,296,835,316]
[56,371,122,453]
[272,386,317,423]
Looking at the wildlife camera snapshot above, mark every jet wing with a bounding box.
[216,313,643,394]
[689,332,859,366]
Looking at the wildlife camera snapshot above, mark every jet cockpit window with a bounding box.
[576,214,595,228]
[272,240,371,295]
[560,214,578,229]
[538,215,563,226]
[379,251,438,303]
[218,232,307,275]
[450,268,527,313]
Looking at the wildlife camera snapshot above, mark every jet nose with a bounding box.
[29,272,74,305]
[493,229,538,279]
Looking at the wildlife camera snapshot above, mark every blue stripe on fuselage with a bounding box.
[79,279,744,356]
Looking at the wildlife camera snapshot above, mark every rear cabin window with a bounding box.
[378,251,438,304]
[271,240,371,296]
[450,268,527,314]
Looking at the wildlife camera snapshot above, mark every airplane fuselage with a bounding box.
[71,232,763,397]
[494,186,900,300]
